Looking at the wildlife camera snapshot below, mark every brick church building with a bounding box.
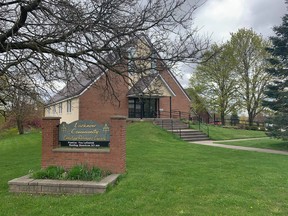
[44,36,191,123]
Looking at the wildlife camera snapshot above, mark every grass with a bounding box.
[1,123,288,215]
[0,127,19,139]
[191,123,267,140]
[0,127,40,139]
[215,137,288,151]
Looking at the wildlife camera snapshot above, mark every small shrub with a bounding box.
[245,126,259,131]
[67,165,89,180]
[32,166,65,179]
[90,167,102,181]
[46,166,65,179]
[32,169,48,179]
[25,118,42,128]
[237,124,246,130]
[60,171,68,180]
[67,165,109,181]
[31,165,110,181]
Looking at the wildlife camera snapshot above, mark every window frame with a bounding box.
[47,107,51,116]
[67,100,72,113]
[53,105,56,114]
[59,102,62,114]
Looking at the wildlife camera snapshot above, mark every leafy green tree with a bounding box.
[190,44,238,125]
[186,86,209,122]
[229,28,272,126]
[263,12,288,140]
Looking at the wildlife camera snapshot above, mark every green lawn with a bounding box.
[191,124,267,140]
[215,137,288,151]
[1,123,288,215]
[0,127,19,138]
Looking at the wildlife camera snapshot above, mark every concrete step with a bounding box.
[181,136,210,142]
[174,131,209,142]
[155,123,187,125]
[171,130,203,134]
[161,126,188,130]
[154,118,210,142]
[179,134,208,138]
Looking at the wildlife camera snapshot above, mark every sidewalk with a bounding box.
[189,139,288,155]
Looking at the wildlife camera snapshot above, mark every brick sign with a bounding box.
[59,120,110,148]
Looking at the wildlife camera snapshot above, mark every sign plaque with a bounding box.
[59,120,110,148]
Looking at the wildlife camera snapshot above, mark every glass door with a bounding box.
[128,98,159,118]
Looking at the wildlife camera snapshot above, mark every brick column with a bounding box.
[110,115,127,173]
[41,117,61,168]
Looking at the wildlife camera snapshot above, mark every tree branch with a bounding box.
[0,0,41,45]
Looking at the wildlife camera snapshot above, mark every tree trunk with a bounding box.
[3,111,6,122]
[221,111,225,126]
[248,112,254,126]
[16,118,24,135]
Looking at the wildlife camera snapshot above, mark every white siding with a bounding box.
[44,98,79,123]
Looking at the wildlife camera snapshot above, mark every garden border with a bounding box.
[8,174,119,195]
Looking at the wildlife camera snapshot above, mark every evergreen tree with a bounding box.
[264,11,288,140]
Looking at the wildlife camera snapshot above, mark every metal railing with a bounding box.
[158,118,184,138]
[196,120,210,137]
[156,109,210,138]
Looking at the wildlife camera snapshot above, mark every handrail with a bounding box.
[158,110,191,120]
[197,121,210,137]
[190,107,198,118]
[157,110,210,138]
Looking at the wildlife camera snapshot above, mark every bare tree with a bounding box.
[2,73,42,134]
[0,75,7,121]
[0,0,208,103]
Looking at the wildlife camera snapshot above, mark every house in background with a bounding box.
[44,36,191,123]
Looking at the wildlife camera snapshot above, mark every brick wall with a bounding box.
[79,70,129,124]
[159,69,191,117]
[41,116,126,174]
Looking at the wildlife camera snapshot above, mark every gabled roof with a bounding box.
[127,73,176,97]
[48,70,103,105]
[127,73,158,96]
[140,35,191,102]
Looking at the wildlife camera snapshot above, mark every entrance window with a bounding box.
[128,98,158,118]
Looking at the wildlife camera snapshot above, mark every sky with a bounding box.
[178,0,287,88]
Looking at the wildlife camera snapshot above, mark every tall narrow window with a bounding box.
[47,107,51,116]
[53,105,56,114]
[67,100,72,113]
[59,102,62,114]
[151,51,157,73]
[128,47,136,75]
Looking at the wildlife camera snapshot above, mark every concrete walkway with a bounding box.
[189,138,288,155]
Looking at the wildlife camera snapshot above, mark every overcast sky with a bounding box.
[178,0,287,88]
